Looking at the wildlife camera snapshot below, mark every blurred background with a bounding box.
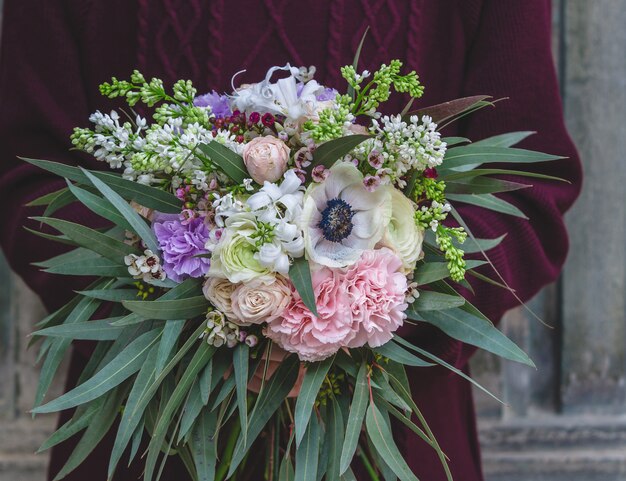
[0,1,624,480]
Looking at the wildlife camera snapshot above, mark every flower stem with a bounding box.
[358,448,381,481]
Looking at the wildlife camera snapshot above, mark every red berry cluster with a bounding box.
[208,110,278,143]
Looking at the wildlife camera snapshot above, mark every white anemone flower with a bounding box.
[301,162,392,268]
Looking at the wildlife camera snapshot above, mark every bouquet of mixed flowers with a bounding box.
[26,44,562,481]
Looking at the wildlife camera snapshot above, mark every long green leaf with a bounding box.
[373,342,433,368]
[190,408,218,481]
[44,187,78,217]
[33,246,99,269]
[155,319,185,375]
[33,329,160,414]
[52,386,127,481]
[33,319,125,341]
[77,289,138,302]
[394,337,503,403]
[309,135,370,172]
[44,257,130,277]
[289,257,319,317]
[473,131,535,148]
[295,413,320,481]
[198,141,248,184]
[66,182,132,231]
[442,168,567,183]
[34,217,139,261]
[144,343,216,481]
[326,396,345,481]
[82,168,160,253]
[441,146,563,171]
[37,399,103,453]
[178,381,205,443]
[233,343,250,447]
[365,403,418,481]
[347,27,369,100]
[27,187,69,206]
[228,355,300,476]
[408,291,465,312]
[415,308,534,366]
[339,361,368,474]
[413,260,486,285]
[447,193,527,218]
[123,295,209,320]
[295,356,333,446]
[34,282,107,408]
[21,157,181,213]
[444,177,530,195]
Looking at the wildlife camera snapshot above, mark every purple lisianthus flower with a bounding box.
[193,91,232,118]
[152,213,211,282]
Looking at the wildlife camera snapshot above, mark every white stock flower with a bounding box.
[302,162,392,268]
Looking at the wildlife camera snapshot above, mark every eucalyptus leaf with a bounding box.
[408,291,465,312]
[33,319,125,341]
[339,361,368,474]
[155,319,186,375]
[82,168,160,253]
[473,131,535,148]
[416,308,534,366]
[413,260,486,285]
[441,146,563,172]
[22,157,181,213]
[44,257,130,277]
[198,141,248,184]
[447,193,527,218]
[123,295,209,320]
[33,329,160,414]
[295,355,333,446]
[228,355,299,476]
[444,177,530,195]
[373,341,433,368]
[66,182,132,231]
[77,289,138,302]
[234,343,250,446]
[295,412,320,481]
[27,187,69,207]
[308,135,371,173]
[33,216,139,261]
[365,402,418,481]
[289,257,319,317]
[144,343,216,481]
[43,187,78,217]
[190,408,218,481]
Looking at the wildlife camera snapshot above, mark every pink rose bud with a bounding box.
[242,135,290,185]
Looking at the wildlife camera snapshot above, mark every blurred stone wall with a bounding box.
[1,1,625,481]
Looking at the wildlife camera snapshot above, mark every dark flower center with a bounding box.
[318,198,355,243]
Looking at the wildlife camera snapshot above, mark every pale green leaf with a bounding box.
[289,257,319,317]
[408,291,465,312]
[447,193,527,218]
[198,141,248,184]
[295,355,333,446]
[309,135,371,173]
[295,412,320,481]
[339,361,368,474]
[373,342,433,368]
[123,295,209,320]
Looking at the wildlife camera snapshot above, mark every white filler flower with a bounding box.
[302,162,392,268]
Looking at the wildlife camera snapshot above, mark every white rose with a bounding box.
[231,276,292,325]
[377,188,424,274]
[202,277,238,322]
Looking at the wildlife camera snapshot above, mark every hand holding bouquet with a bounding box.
[26,50,562,481]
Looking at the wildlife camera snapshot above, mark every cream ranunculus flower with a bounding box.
[208,212,272,283]
[377,188,425,274]
[202,277,238,321]
[301,162,392,268]
[231,275,292,325]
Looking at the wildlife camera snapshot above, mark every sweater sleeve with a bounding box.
[404,0,583,372]
[0,1,101,312]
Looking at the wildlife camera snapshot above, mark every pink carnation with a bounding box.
[344,248,408,348]
[265,267,355,361]
[265,248,407,361]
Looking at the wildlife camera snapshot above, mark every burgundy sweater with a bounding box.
[0,1,582,480]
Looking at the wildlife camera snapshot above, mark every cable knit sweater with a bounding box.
[0,1,582,480]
